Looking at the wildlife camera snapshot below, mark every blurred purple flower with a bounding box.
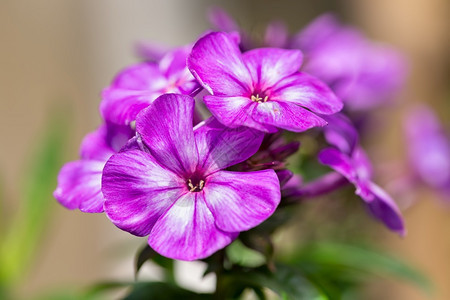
[188,32,342,133]
[54,123,134,213]
[319,114,405,235]
[101,45,200,125]
[208,6,289,50]
[102,94,281,260]
[292,14,407,111]
[264,21,290,48]
[404,105,450,194]
[135,41,172,62]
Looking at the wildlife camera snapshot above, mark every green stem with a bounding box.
[214,250,226,300]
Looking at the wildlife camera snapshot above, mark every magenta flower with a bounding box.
[101,45,200,125]
[188,32,342,133]
[404,105,450,193]
[102,94,281,260]
[292,14,407,111]
[54,123,134,213]
[319,114,405,235]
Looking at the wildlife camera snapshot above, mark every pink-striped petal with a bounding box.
[54,160,105,213]
[204,170,280,232]
[188,32,252,96]
[252,100,327,132]
[148,192,237,261]
[102,150,183,237]
[79,124,114,161]
[100,63,167,125]
[136,94,199,176]
[269,72,342,115]
[242,48,303,89]
[203,95,278,132]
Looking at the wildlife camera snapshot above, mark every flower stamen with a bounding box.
[251,94,268,103]
[188,179,205,192]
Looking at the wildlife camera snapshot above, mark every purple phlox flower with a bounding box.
[207,6,253,50]
[292,13,407,111]
[264,20,290,48]
[102,93,281,260]
[319,113,405,235]
[208,6,290,50]
[54,123,134,213]
[404,105,450,195]
[101,45,200,126]
[188,32,342,133]
[135,29,241,62]
[282,172,347,203]
[207,6,240,34]
[135,41,172,62]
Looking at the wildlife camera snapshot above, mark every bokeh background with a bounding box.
[0,0,448,299]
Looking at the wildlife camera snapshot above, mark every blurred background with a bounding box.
[0,0,448,299]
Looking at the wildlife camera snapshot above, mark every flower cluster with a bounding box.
[55,10,410,261]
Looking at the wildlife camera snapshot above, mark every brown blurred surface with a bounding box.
[0,0,448,299]
[349,1,450,299]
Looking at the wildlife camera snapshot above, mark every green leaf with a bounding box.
[288,242,433,297]
[239,232,273,264]
[226,239,265,268]
[135,244,157,277]
[123,282,212,300]
[223,264,329,300]
[83,281,133,299]
[0,112,68,285]
[134,244,175,283]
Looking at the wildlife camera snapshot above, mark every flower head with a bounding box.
[188,32,342,133]
[404,105,450,193]
[208,6,289,50]
[54,122,134,213]
[319,114,405,235]
[101,45,200,125]
[292,14,407,111]
[102,94,281,260]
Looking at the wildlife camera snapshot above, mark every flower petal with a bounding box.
[100,62,167,125]
[264,21,289,48]
[352,146,373,181]
[269,72,342,115]
[159,45,191,77]
[194,117,264,174]
[79,125,114,161]
[318,147,357,183]
[405,105,450,189]
[252,100,327,132]
[103,150,183,237]
[290,13,341,51]
[136,94,198,176]
[100,89,159,125]
[203,95,278,132]
[322,113,359,155]
[148,192,237,261]
[207,7,240,33]
[364,182,405,236]
[188,32,252,96]
[54,160,105,213]
[242,48,303,89]
[135,41,171,61]
[203,170,280,232]
[159,45,200,95]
